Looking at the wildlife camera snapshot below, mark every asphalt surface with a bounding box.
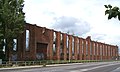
[0,61,120,72]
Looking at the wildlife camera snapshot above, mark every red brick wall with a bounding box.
[16,23,119,61]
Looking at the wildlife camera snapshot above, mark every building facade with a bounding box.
[11,23,119,61]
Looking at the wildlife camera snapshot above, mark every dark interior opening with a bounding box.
[36,43,48,60]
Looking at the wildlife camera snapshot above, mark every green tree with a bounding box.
[0,0,25,61]
[104,4,120,20]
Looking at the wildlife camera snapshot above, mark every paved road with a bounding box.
[0,61,120,72]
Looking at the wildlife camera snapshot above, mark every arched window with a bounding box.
[26,30,30,51]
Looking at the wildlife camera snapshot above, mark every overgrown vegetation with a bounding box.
[0,0,25,61]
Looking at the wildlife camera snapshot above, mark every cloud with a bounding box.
[24,0,120,53]
[51,16,91,36]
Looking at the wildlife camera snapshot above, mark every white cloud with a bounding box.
[52,16,91,36]
[23,0,120,53]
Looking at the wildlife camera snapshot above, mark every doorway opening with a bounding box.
[36,43,48,60]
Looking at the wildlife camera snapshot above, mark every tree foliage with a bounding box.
[104,4,120,21]
[0,0,25,60]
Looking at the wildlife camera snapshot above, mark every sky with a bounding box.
[23,0,120,53]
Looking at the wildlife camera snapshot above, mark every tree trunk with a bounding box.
[5,38,13,62]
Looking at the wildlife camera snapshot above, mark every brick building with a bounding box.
[11,23,119,61]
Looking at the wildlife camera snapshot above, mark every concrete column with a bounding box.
[63,33,67,60]
[68,35,72,60]
[56,31,61,60]
[74,36,77,60]
[49,30,54,60]
[79,38,83,60]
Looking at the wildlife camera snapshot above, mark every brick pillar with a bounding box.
[100,43,102,60]
[115,46,117,59]
[103,44,105,60]
[21,30,26,60]
[112,46,115,60]
[83,39,86,60]
[115,46,119,60]
[104,44,107,60]
[74,36,77,60]
[91,41,94,60]
[49,30,54,60]
[110,46,112,60]
[101,43,104,60]
[98,43,100,60]
[108,45,110,60]
[102,44,104,60]
[116,46,118,59]
[110,45,113,60]
[86,37,91,60]
[30,25,36,60]
[112,46,114,59]
[94,42,97,60]
[110,45,112,60]
[113,46,115,60]
[102,43,104,60]
[79,38,83,60]
[77,37,79,60]
[107,45,109,60]
[114,46,116,60]
[17,32,25,61]
[56,31,61,60]
[63,33,67,60]
[111,46,112,60]
[68,35,72,61]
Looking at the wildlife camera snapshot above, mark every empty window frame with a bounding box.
[13,39,17,51]
[26,30,30,51]
[53,32,56,55]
